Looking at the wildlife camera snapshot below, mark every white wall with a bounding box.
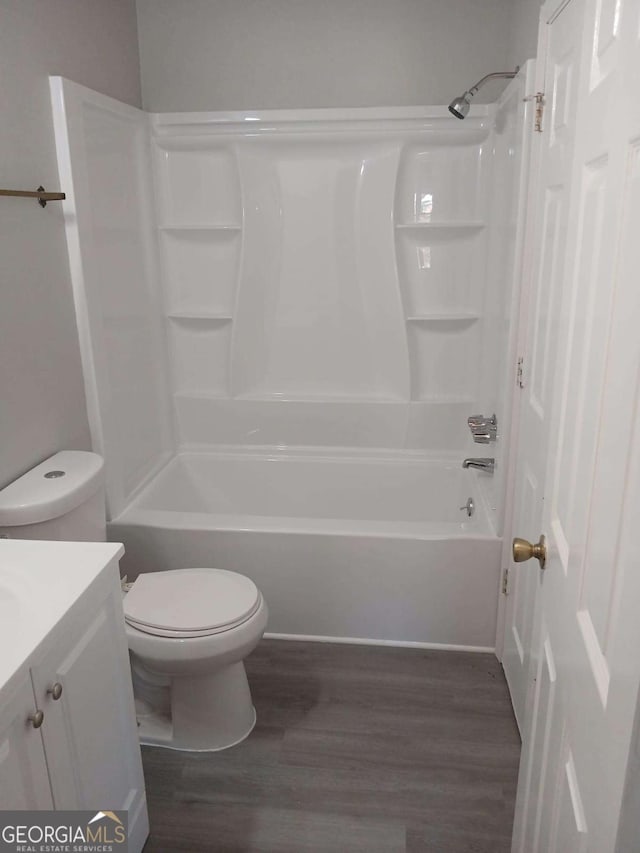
[136,0,515,112]
[508,0,542,68]
[0,1,141,488]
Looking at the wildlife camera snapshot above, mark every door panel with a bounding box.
[529,188,561,419]
[511,0,640,849]
[554,746,588,852]
[517,626,558,852]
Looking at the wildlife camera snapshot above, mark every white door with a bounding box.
[0,674,52,809]
[512,0,640,849]
[502,0,584,730]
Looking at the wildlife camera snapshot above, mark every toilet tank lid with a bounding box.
[0,451,104,526]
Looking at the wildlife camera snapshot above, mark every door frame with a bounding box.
[494,7,558,671]
[493,59,544,665]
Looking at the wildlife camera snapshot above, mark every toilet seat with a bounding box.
[123,568,261,639]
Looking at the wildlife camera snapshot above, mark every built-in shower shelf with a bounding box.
[232,392,406,403]
[406,313,480,323]
[158,224,242,232]
[167,312,233,322]
[394,221,485,231]
[412,394,475,404]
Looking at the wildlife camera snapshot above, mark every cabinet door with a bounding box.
[0,673,52,809]
[30,576,147,837]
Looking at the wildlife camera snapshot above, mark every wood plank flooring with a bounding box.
[141,640,520,853]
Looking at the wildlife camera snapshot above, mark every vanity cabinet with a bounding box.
[0,541,148,852]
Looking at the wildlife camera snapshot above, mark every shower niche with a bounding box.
[154,142,242,228]
[160,229,240,318]
[394,141,489,404]
[394,141,487,225]
[395,224,484,316]
[154,140,243,398]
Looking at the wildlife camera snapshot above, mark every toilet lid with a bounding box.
[123,568,260,636]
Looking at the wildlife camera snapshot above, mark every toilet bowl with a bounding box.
[123,568,268,752]
[0,450,268,754]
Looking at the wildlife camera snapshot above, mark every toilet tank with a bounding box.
[0,451,106,542]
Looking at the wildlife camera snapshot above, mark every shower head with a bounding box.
[448,68,519,119]
[448,91,473,120]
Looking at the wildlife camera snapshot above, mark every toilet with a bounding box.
[0,450,268,752]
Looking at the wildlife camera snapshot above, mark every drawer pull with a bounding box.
[29,710,44,729]
[47,683,63,701]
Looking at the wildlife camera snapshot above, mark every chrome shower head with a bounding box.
[448,91,473,120]
[448,68,519,119]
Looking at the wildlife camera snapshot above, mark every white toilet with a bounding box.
[0,450,268,752]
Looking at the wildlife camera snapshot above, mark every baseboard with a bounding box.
[263,632,495,654]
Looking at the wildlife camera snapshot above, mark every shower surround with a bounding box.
[151,107,490,448]
[51,69,532,649]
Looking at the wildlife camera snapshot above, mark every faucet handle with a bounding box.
[468,413,497,428]
[471,424,497,443]
[462,457,495,472]
[472,431,494,444]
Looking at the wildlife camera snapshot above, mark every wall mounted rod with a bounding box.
[0,186,66,207]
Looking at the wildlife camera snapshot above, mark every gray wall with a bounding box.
[136,0,514,112]
[0,0,142,488]
[508,0,542,68]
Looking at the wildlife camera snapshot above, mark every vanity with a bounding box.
[0,539,148,852]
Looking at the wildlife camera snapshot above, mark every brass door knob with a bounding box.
[28,710,44,729]
[47,683,63,701]
[512,535,547,569]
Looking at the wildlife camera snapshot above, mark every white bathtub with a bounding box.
[109,451,502,651]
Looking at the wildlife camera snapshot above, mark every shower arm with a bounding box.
[467,69,519,96]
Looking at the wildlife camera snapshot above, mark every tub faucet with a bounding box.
[462,457,495,473]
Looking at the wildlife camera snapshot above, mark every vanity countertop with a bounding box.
[0,538,124,687]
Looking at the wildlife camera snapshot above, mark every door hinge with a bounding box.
[516,356,525,389]
[524,92,545,132]
[502,567,510,596]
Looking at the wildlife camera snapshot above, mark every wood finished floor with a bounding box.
[141,640,520,853]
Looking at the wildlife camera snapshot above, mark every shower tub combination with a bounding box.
[52,68,532,653]
[110,450,501,650]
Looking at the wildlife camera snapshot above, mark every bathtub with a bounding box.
[109,450,502,651]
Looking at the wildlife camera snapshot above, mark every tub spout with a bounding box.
[462,457,495,473]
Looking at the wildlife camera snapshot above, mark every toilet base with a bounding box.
[133,660,258,752]
[136,704,257,752]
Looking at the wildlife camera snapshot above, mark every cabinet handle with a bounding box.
[28,710,44,729]
[47,682,63,701]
